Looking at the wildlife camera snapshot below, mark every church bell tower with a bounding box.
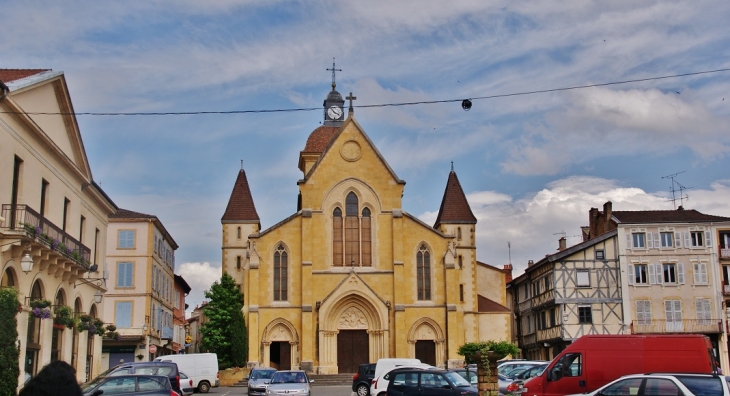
[323,59,345,126]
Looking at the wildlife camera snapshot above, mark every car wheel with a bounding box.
[198,381,211,393]
[356,384,369,396]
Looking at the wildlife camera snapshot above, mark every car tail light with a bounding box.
[372,379,378,388]
[507,382,520,392]
[353,373,360,381]
[189,379,193,386]
[170,391,177,396]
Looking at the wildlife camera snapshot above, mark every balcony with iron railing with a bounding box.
[720,247,730,260]
[723,282,730,296]
[630,319,722,334]
[1,204,92,271]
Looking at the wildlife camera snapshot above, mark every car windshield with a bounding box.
[444,372,471,387]
[271,372,307,384]
[252,370,277,380]
[81,376,107,392]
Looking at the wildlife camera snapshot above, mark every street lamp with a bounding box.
[93,289,103,304]
[20,253,34,273]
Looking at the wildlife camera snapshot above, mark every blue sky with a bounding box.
[4,1,730,311]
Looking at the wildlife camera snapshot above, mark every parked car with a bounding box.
[498,360,547,379]
[498,373,518,396]
[511,364,548,381]
[99,361,182,396]
[566,373,730,396]
[353,363,376,396]
[81,374,174,396]
[370,364,438,396]
[155,353,219,393]
[265,370,312,396]
[248,367,278,396]
[373,358,422,379]
[448,367,477,385]
[179,371,194,396]
[386,368,478,396]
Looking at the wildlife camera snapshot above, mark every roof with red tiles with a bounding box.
[110,208,156,219]
[478,295,511,313]
[302,126,340,153]
[433,170,477,228]
[612,209,730,224]
[222,168,260,222]
[0,69,50,83]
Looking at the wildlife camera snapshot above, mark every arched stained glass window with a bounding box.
[345,193,360,266]
[417,244,431,300]
[333,208,343,266]
[274,244,288,301]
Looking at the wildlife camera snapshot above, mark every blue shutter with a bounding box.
[115,302,132,328]
[126,263,133,286]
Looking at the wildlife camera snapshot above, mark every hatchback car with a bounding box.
[179,371,194,396]
[448,367,478,385]
[265,370,312,396]
[370,364,439,396]
[100,361,182,396]
[248,367,278,396]
[386,369,478,396]
[81,374,175,396]
[566,373,730,396]
[353,363,376,396]
[498,361,547,379]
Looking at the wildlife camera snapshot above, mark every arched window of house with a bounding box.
[362,208,372,266]
[1,267,16,287]
[26,280,44,376]
[52,289,66,362]
[345,192,360,266]
[273,244,288,301]
[417,244,431,300]
[333,208,343,266]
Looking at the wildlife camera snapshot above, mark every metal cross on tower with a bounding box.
[326,58,341,90]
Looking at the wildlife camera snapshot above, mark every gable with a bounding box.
[7,73,92,179]
[299,117,405,212]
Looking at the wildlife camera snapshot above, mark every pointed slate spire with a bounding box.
[221,168,260,224]
[433,168,477,229]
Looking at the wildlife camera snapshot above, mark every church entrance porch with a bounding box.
[415,340,436,366]
[337,330,369,373]
[270,342,292,370]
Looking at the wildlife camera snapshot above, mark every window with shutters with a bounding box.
[115,302,133,328]
[696,299,712,325]
[576,270,590,287]
[632,233,646,248]
[634,264,648,284]
[116,262,133,287]
[662,263,677,283]
[660,232,674,248]
[690,231,704,247]
[636,300,652,325]
[417,244,431,301]
[273,244,288,301]
[117,230,135,249]
[664,300,683,332]
[693,262,708,285]
[332,193,373,267]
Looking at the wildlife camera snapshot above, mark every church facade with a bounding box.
[221,84,511,373]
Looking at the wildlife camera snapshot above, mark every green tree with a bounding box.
[200,273,246,369]
[0,287,20,396]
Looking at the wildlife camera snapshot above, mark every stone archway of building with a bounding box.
[407,318,445,368]
[262,319,299,370]
[319,285,388,374]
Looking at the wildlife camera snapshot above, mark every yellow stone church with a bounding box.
[221,83,511,373]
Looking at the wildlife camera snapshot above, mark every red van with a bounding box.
[519,334,718,396]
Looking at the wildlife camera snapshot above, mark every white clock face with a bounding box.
[327,106,342,120]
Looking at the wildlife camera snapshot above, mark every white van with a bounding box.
[373,358,422,378]
[155,353,219,393]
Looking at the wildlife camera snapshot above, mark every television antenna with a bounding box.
[662,171,691,209]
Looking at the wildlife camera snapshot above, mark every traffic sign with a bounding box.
[185,335,192,344]
[149,344,157,354]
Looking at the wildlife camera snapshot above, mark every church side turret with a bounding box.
[221,167,260,289]
[433,166,477,246]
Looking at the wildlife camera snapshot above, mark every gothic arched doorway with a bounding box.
[262,319,298,370]
[408,318,445,368]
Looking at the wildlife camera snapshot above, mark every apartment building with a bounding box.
[0,69,117,387]
[102,208,178,368]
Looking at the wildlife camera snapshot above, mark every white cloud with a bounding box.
[177,262,222,314]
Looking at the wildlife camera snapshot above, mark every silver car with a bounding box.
[248,367,277,396]
[265,370,312,396]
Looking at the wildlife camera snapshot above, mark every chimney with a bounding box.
[602,201,613,234]
[527,260,534,267]
[503,264,513,282]
[678,205,684,211]
[558,237,566,251]
[589,207,599,240]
